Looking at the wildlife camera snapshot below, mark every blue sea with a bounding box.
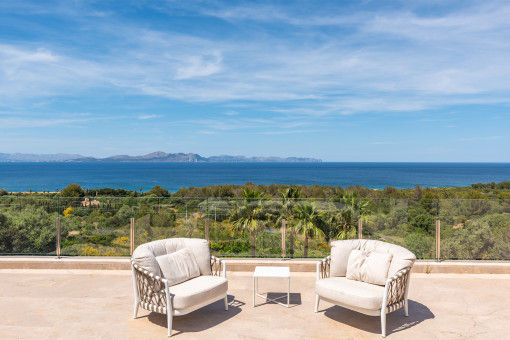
[0,162,509,193]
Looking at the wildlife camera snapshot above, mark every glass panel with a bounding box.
[59,197,131,256]
[363,198,436,259]
[0,196,508,260]
[440,199,510,260]
[0,197,57,255]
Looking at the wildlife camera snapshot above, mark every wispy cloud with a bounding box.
[138,114,162,120]
[0,116,98,129]
[1,1,509,161]
[458,136,502,142]
[3,1,510,116]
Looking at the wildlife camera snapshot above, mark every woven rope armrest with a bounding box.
[132,262,168,314]
[316,256,331,280]
[210,256,227,277]
[384,267,411,313]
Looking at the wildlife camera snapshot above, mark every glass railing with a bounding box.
[0,196,509,259]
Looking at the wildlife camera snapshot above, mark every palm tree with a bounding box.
[176,216,199,238]
[292,202,324,257]
[335,193,371,239]
[277,187,301,258]
[229,189,265,257]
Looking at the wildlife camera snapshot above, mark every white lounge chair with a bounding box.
[315,239,416,337]
[131,238,228,337]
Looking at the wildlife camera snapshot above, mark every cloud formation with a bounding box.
[1,0,509,160]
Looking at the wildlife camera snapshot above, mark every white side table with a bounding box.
[253,266,290,308]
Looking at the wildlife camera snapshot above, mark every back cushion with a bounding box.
[156,248,200,286]
[132,238,212,276]
[330,239,416,278]
[132,240,165,277]
[346,249,393,286]
[164,238,212,275]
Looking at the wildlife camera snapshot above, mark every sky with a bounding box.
[1,0,509,162]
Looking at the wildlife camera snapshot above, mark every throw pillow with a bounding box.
[156,248,200,286]
[346,249,393,286]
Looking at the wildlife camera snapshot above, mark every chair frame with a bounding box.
[132,255,228,337]
[314,256,412,337]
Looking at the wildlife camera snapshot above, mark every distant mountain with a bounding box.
[0,153,84,162]
[0,151,321,162]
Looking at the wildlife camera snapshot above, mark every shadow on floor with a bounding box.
[322,300,434,336]
[146,295,242,336]
[262,292,302,307]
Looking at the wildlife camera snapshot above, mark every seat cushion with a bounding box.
[315,277,384,311]
[156,248,201,286]
[169,275,228,310]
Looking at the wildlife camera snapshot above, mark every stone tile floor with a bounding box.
[1,269,509,339]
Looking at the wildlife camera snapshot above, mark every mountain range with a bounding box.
[0,151,321,163]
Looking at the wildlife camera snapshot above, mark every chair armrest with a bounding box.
[382,267,412,312]
[316,256,331,280]
[132,261,168,311]
[211,256,227,278]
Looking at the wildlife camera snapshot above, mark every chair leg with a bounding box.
[224,295,229,311]
[167,311,173,337]
[404,298,409,317]
[133,299,139,319]
[314,295,320,313]
[380,310,386,337]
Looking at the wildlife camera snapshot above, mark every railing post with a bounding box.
[205,218,210,243]
[281,219,286,259]
[358,219,363,239]
[130,217,135,256]
[56,217,61,258]
[436,219,441,261]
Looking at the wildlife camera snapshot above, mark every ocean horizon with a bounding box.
[0,162,509,193]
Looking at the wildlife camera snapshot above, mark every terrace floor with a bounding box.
[1,267,510,339]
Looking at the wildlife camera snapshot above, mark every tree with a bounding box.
[229,189,266,257]
[176,217,199,238]
[60,183,85,197]
[277,187,301,258]
[335,193,371,238]
[148,186,170,197]
[292,202,324,257]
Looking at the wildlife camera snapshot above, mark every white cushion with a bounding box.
[156,248,200,286]
[164,238,212,275]
[132,244,162,277]
[169,275,228,310]
[315,277,384,311]
[346,249,393,286]
[131,238,212,276]
[329,240,416,277]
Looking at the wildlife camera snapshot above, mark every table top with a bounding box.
[254,266,290,278]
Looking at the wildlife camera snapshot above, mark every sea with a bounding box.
[0,162,509,193]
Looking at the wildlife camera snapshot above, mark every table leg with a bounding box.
[253,276,256,307]
[287,277,290,307]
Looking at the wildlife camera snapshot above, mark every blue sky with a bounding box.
[1,0,509,162]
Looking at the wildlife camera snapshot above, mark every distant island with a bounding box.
[0,151,322,163]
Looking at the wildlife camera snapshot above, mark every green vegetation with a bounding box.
[0,181,509,259]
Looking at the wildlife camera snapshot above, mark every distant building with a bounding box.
[81,198,100,207]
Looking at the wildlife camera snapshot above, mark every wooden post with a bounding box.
[130,218,135,256]
[205,218,210,243]
[281,219,286,259]
[358,219,363,239]
[56,217,61,258]
[436,220,441,261]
